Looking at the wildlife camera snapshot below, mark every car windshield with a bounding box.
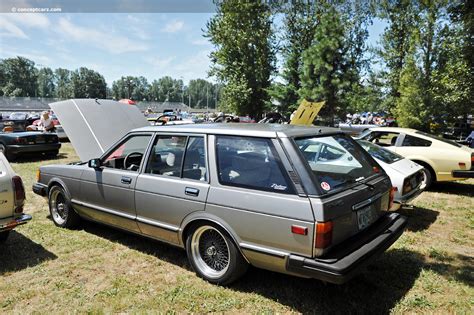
[295,134,381,194]
[415,131,463,148]
[356,139,403,164]
[9,112,26,120]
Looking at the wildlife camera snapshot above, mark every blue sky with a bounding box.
[0,11,386,86]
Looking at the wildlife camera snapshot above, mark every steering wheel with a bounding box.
[123,152,143,170]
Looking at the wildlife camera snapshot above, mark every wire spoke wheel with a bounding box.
[191,226,230,279]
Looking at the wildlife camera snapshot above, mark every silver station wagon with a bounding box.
[33,102,406,285]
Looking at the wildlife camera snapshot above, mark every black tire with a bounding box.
[420,166,433,190]
[48,185,81,228]
[0,231,10,243]
[186,223,248,285]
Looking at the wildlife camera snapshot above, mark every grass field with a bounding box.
[1,143,473,313]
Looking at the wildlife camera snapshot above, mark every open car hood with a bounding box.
[50,99,148,161]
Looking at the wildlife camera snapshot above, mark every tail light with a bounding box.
[315,221,333,249]
[471,153,474,170]
[12,175,25,213]
[389,187,397,209]
[14,137,27,144]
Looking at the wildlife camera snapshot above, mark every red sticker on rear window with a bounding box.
[321,182,331,191]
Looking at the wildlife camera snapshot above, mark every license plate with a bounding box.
[357,205,378,230]
[36,137,45,144]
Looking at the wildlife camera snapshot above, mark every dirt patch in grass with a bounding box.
[1,143,473,313]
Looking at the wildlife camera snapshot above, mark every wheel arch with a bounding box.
[180,212,250,264]
[47,177,72,199]
[410,159,437,181]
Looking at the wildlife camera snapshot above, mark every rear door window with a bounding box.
[216,136,293,194]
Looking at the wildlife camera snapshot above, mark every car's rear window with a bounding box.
[295,135,380,194]
[357,139,403,164]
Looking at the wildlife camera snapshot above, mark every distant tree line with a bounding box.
[0,57,222,109]
[1,0,471,127]
[206,0,473,129]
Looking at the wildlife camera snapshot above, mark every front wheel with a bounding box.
[48,185,81,228]
[186,224,248,285]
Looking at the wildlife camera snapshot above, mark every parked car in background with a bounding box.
[359,127,474,187]
[357,140,424,209]
[34,113,407,285]
[1,112,36,131]
[0,152,31,242]
[0,131,61,161]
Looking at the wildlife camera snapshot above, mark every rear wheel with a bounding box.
[0,231,10,243]
[48,185,81,228]
[186,224,248,285]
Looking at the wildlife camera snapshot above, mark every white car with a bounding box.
[0,152,31,242]
[357,140,424,210]
[359,127,474,187]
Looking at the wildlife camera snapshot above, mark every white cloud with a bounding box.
[175,49,213,82]
[56,18,148,54]
[191,38,210,46]
[0,13,50,39]
[145,56,175,69]
[162,20,184,33]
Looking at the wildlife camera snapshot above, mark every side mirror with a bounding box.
[88,158,102,169]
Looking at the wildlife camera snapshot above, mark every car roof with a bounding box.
[132,123,341,138]
[369,127,417,133]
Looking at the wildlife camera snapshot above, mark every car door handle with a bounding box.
[121,176,132,184]
[185,187,199,197]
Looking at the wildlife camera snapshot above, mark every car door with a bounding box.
[134,134,210,244]
[77,133,153,233]
[206,135,314,264]
[361,131,401,152]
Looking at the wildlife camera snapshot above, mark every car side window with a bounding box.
[145,136,187,178]
[145,135,207,181]
[216,136,294,194]
[102,135,152,171]
[367,132,399,147]
[402,135,432,147]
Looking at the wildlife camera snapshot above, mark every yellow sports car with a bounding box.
[359,127,474,188]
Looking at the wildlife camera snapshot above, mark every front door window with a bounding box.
[102,135,152,171]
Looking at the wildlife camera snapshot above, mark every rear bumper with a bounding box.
[452,170,474,178]
[33,182,48,196]
[8,143,61,155]
[0,214,32,232]
[286,213,407,284]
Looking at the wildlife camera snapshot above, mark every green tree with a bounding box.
[0,56,38,97]
[148,76,184,103]
[270,0,319,116]
[54,68,73,99]
[299,6,348,120]
[187,79,216,109]
[395,54,427,128]
[70,67,106,98]
[206,0,276,117]
[378,0,420,110]
[37,67,55,97]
